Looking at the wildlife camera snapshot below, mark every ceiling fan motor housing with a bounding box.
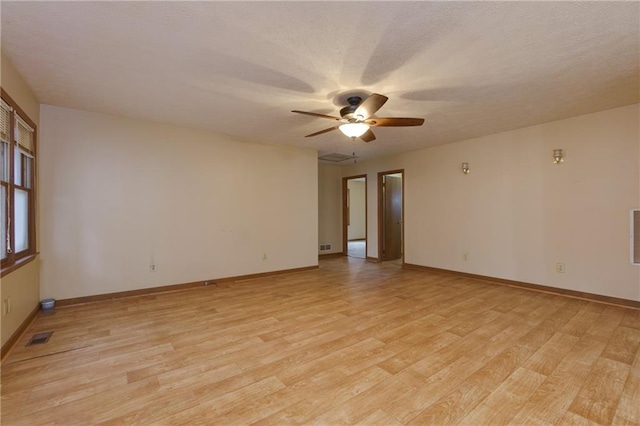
[340,96,363,118]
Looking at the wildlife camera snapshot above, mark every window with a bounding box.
[1,89,37,273]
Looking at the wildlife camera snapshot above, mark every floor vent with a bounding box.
[27,332,53,346]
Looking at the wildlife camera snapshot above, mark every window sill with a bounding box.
[1,253,38,278]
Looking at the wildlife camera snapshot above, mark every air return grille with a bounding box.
[26,332,53,346]
[318,153,356,163]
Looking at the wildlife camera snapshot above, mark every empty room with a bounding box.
[1,2,639,425]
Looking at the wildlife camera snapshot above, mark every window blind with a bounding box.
[15,114,34,153]
[0,101,11,143]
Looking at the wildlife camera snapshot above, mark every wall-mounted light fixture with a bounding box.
[462,162,470,174]
[553,149,564,164]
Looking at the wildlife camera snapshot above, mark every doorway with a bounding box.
[343,175,367,259]
[378,170,404,262]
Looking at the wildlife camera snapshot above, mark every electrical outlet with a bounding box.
[150,263,157,272]
[463,252,469,261]
[556,263,565,273]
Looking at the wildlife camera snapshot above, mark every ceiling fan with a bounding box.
[292,93,424,142]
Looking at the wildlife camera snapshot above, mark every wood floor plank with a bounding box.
[174,376,286,422]
[620,309,640,330]
[254,366,394,424]
[378,330,460,375]
[612,366,640,425]
[511,334,609,424]
[360,409,405,426]
[383,356,487,424]
[459,367,547,425]
[2,257,638,425]
[559,302,607,336]
[523,332,581,376]
[560,411,603,425]
[568,357,630,425]
[601,326,640,365]
[407,381,490,425]
[311,368,428,424]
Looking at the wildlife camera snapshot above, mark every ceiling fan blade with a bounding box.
[367,117,425,127]
[353,93,388,119]
[360,129,376,143]
[305,126,340,137]
[292,110,343,121]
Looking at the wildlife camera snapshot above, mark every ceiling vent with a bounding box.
[318,153,357,163]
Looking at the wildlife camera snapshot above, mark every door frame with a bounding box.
[378,169,404,262]
[342,174,368,257]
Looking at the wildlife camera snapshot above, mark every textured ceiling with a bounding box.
[2,2,639,162]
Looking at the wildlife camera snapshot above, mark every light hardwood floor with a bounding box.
[2,257,639,425]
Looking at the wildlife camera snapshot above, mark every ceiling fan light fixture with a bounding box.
[339,123,369,138]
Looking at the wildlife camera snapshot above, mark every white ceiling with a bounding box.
[2,2,638,162]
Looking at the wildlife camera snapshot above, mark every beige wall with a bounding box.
[347,180,366,240]
[344,104,640,301]
[39,105,318,300]
[0,52,41,346]
[318,163,343,254]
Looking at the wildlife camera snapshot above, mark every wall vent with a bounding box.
[319,244,332,251]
